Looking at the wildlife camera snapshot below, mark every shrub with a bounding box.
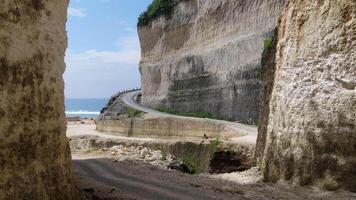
[211,138,222,152]
[263,38,273,49]
[138,0,176,26]
[126,108,145,118]
[182,153,200,174]
[160,148,168,161]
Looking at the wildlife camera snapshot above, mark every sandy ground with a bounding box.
[68,122,356,200]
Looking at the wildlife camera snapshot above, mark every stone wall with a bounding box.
[256,0,356,191]
[0,0,80,199]
[138,0,287,124]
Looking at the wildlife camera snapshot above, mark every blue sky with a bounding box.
[65,0,151,98]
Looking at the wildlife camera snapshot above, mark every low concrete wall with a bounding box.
[96,116,240,139]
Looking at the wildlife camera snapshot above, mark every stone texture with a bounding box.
[256,0,356,191]
[138,0,287,124]
[255,29,278,163]
[0,0,80,199]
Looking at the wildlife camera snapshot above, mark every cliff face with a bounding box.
[0,0,80,199]
[257,0,356,191]
[138,0,287,124]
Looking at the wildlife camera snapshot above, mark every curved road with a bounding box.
[121,90,174,117]
[72,90,258,200]
[121,90,258,144]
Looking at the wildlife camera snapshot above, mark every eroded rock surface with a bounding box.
[138,0,287,124]
[0,0,80,199]
[257,0,356,191]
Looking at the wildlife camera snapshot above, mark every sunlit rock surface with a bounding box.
[138,0,287,124]
[256,0,356,191]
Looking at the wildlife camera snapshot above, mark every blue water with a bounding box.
[65,98,108,119]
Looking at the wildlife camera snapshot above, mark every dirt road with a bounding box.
[73,159,243,200]
[73,157,356,200]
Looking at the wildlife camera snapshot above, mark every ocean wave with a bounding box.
[65,110,100,115]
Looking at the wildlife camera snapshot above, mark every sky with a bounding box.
[65,0,152,98]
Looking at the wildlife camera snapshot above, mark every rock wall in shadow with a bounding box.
[0,0,80,199]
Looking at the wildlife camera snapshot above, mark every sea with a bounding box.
[65,98,108,119]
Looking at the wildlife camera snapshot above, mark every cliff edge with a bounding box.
[138,0,287,124]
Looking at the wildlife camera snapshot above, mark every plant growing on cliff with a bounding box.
[263,38,273,49]
[138,0,176,26]
[211,138,222,153]
[182,153,201,174]
[160,148,168,161]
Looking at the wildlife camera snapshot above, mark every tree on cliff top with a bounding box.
[138,0,176,26]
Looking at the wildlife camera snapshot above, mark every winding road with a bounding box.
[122,90,258,144]
[71,90,258,199]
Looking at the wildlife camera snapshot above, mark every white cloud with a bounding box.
[66,36,141,68]
[116,35,140,49]
[64,35,141,98]
[74,0,113,2]
[68,7,86,18]
[124,27,136,33]
[67,49,140,68]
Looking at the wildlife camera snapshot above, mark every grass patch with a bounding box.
[182,153,201,174]
[263,38,272,49]
[138,0,176,26]
[85,147,100,153]
[157,106,233,121]
[211,138,222,152]
[126,108,145,118]
[160,149,168,161]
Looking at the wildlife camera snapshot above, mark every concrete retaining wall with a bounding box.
[96,116,240,140]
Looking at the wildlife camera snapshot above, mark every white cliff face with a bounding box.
[0,0,80,199]
[257,0,356,191]
[139,0,287,124]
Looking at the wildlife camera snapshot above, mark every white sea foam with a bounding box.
[65,110,100,115]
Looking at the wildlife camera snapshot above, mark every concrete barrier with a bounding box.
[96,116,241,139]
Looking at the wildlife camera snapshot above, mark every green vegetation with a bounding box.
[211,138,222,152]
[157,106,234,121]
[85,147,100,153]
[263,38,273,49]
[322,174,339,191]
[160,149,168,161]
[179,139,222,174]
[182,153,201,174]
[126,108,145,118]
[138,0,176,26]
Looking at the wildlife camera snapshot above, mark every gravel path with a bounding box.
[74,159,243,200]
[73,157,356,200]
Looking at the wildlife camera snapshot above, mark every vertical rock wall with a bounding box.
[138,0,287,124]
[255,29,278,163]
[257,0,356,191]
[0,0,80,199]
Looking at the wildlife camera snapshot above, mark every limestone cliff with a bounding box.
[256,0,356,191]
[0,0,80,199]
[138,0,287,124]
